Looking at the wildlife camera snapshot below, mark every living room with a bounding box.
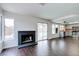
[0,3,79,56]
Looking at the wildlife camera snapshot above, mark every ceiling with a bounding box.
[1,3,79,24]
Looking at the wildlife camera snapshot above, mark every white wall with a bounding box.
[3,11,49,48]
[3,11,60,48]
[0,8,3,53]
[0,7,3,16]
[0,16,2,53]
[47,23,60,39]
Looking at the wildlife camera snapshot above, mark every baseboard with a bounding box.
[49,36,72,40]
[49,37,60,40]
[37,39,48,42]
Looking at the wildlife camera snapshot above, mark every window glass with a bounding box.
[5,18,14,40]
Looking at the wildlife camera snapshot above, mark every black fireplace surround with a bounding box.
[18,31,37,48]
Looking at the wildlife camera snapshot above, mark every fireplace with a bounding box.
[21,35,33,44]
[18,31,37,48]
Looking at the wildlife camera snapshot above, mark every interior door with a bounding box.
[37,23,47,41]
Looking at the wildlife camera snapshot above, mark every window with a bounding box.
[52,24,58,34]
[5,18,14,40]
[37,23,47,41]
[59,25,65,31]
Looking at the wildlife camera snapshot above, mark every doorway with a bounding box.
[37,23,47,41]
